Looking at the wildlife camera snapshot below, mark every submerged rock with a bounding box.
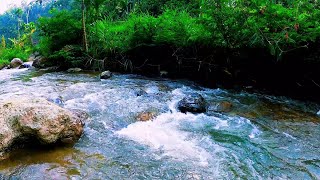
[177,93,207,113]
[0,97,87,157]
[10,58,23,68]
[317,110,320,116]
[39,66,59,72]
[207,101,233,113]
[136,112,156,121]
[67,68,82,73]
[100,70,113,79]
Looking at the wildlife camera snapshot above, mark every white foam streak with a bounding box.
[116,112,213,166]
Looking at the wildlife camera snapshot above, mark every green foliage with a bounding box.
[0,59,9,68]
[30,0,320,68]
[91,9,211,55]
[200,0,320,58]
[37,9,82,63]
[0,47,29,62]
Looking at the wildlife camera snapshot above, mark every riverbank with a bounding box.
[92,43,319,103]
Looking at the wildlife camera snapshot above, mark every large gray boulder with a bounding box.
[10,58,23,68]
[177,93,207,113]
[0,97,87,157]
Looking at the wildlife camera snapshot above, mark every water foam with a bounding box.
[116,112,215,167]
[0,68,28,81]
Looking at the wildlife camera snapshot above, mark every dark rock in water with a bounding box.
[207,101,233,113]
[10,58,23,68]
[19,62,32,69]
[0,97,87,158]
[67,68,82,73]
[177,93,207,113]
[100,70,113,79]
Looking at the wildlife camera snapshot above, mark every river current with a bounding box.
[0,68,319,179]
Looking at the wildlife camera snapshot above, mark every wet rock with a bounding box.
[100,70,113,79]
[67,68,82,73]
[70,109,90,120]
[237,100,320,123]
[207,101,233,113]
[0,97,87,157]
[10,58,23,68]
[136,112,156,121]
[177,93,207,113]
[28,53,38,62]
[33,56,52,68]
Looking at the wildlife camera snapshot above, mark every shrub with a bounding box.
[90,9,211,56]
[0,48,29,62]
[37,9,82,63]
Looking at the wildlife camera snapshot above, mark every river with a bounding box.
[0,68,319,179]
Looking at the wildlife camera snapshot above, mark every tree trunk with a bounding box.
[82,0,89,52]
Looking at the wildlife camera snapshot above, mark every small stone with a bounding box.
[136,112,156,121]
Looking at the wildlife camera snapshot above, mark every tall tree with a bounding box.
[82,0,89,52]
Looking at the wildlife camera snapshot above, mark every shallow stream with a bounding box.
[0,68,319,179]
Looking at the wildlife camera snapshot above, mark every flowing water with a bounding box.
[0,68,319,179]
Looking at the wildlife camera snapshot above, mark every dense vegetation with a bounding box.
[1,0,320,100]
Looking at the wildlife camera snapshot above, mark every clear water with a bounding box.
[0,69,319,179]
